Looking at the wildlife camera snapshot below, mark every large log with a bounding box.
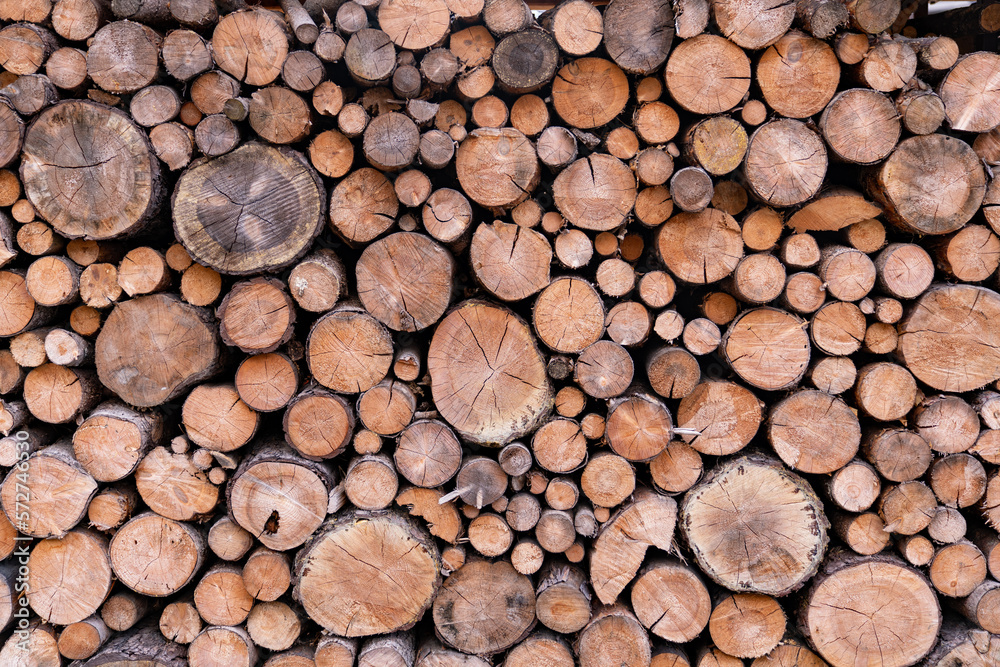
[681,456,828,596]
[295,510,441,636]
[428,300,552,445]
[172,143,325,275]
[21,101,164,239]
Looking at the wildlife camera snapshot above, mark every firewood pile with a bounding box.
[2,0,1000,664]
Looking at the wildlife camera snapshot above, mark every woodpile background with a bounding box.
[2,0,1000,664]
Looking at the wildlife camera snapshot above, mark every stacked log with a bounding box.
[0,0,1000,666]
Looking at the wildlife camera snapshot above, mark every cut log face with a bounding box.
[308,307,393,394]
[803,555,941,667]
[681,456,828,596]
[898,284,1000,393]
[939,52,1000,132]
[493,31,558,94]
[212,9,289,86]
[432,559,535,654]
[602,0,673,74]
[395,420,462,488]
[469,221,551,302]
[109,513,204,596]
[665,35,750,115]
[631,559,710,643]
[96,294,221,407]
[712,0,795,49]
[821,89,900,165]
[744,120,827,207]
[677,380,762,456]
[228,444,331,551]
[173,143,325,275]
[1,443,97,538]
[329,167,398,245]
[135,446,218,521]
[551,58,629,129]
[868,134,985,235]
[656,209,743,284]
[357,232,454,331]
[428,300,552,445]
[27,529,112,625]
[757,31,839,119]
[768,390,861,474]
[722,307,811,391]
[21,100,163,240]
[295,511,441,636]
[553,155,637,232]
[605,392,673,461]
[456,128,539,210]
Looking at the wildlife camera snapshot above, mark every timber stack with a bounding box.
[1,0,1000,664]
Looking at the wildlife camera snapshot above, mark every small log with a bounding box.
[631,559,710,643]
[109,512,205,596]
[207,515,253,561]
[134,445,217,521]
[817,246,875,302]
[879,480,937,535]
[87,22,161,94]
[189,625,258,667]
[344,453,398,510]
[744,119,827,207]
[914,395,979,455]
[26,528,111,626]
[193,564,253,627]
[665,35,749,115]
[228,442,333,551]
[356,232,453,331]
[897,79,945,135]
[683,116,745,176]
[162,30,213,81]
[862,428,932,484]
[329,167,398,245]
[506,633,573,667]
[576,604,651,667]
[159,599,202,644]
[456,127,539,211]
[796,0,848,37]
[395,419,462,488]
[898,285,1000,393]
[316,636,359,667]
[768,389,860,475]
[243,547,291,602]
[826,460,881,513]
[874,242,934,299]
[428,301,552,445]
[212,9,288,86]
[709,593,785,659]
[470,221,551,302]
[939,53,1000,133]
[831,511,891,555]
[846,0,899,33]
[757,31,839,119]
